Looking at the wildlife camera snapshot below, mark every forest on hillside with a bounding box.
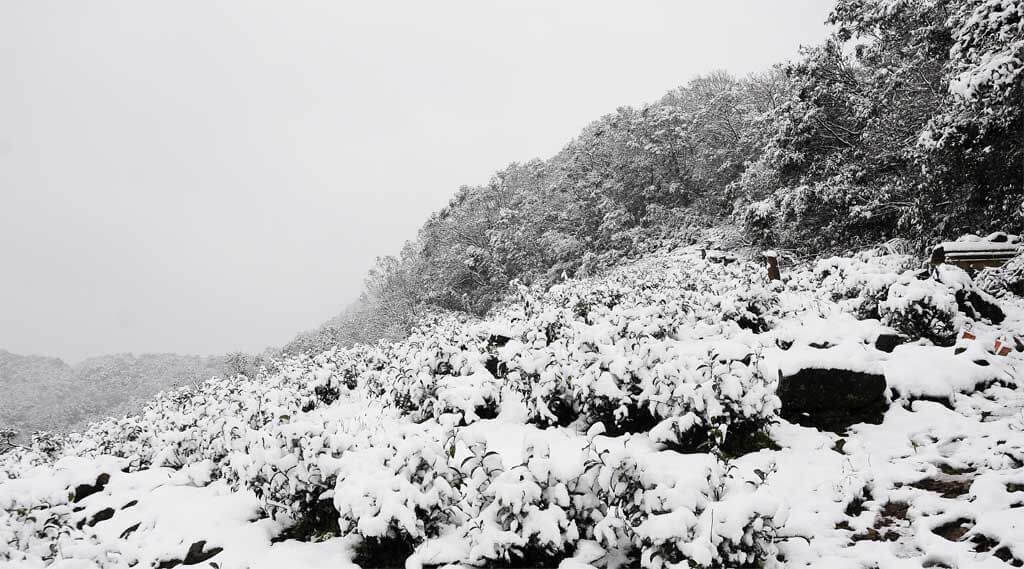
[286,0,1022,355]
[0,351,269,441]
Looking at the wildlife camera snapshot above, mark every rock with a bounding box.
[72,473,110,502]
[119,522,141,539]
[484,355,504,378]
[156,540,224,569]
[777,368,888,432]
[955,289,1005,324]
[933,518,973,542]
[87,507,115,527]
[488,334,511,348]
[184,540,223,565]
[874,333,906,353]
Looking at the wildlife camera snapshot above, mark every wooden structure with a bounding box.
[702,249,737,264]
[930,241,1021,270]
[763,251,781,281]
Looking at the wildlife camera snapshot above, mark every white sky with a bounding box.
[0,1,832,362]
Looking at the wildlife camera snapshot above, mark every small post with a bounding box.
[763,250,781,281]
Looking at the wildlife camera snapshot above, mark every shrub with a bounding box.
[814,254,915,320]
[879,268,965,346]
[717,286,779,333]
[0,429,17,456]
[332,427,458,544]
[591,437,783,569]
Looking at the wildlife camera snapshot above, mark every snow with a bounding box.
[939,241,1022,253]
[772,343,886,376]
[883,343,1010,399]
[772,312,894,349]
[3,246,1024,568]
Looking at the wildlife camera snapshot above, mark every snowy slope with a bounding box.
[2,247,1023,569]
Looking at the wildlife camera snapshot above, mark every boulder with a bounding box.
[955,289,1005,324]
[73,472,110,502]
[874,333,906,353]
[156,540,224,569]
[778,368,887,432]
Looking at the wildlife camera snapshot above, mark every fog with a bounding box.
[0,1,831,362]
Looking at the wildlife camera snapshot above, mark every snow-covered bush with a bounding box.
[814,254,915,320]
[477,259,782,447]
[877,265,1006,346]
[454,430,582,564]
[333,426,457,544]
[976,254,1024,298]
[0,455,126,565]
[227,416,348,530]
[879,269,964,346]
[649,349,779,454]
[591,437,784,569]
[814,254,1006,347]
[0,429,16,457]
[716,284,780,333]
[353,315,505,427]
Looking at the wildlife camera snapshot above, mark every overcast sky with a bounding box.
[0,1,832,363]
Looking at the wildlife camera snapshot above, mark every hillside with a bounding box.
[283,0,1023,354]
[2,1,1022,566]
[3,246,1023,568]
[6,0,1020,443]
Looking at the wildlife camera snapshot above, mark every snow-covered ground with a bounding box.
[3,247,1022,569]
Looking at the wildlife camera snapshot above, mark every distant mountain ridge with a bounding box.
[0,350,231,440]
